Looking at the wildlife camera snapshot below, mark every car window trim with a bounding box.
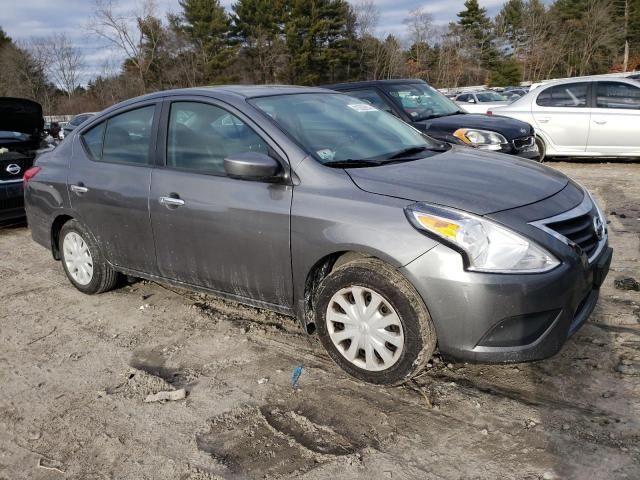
[157,96,291,183]
[78,102,160,168]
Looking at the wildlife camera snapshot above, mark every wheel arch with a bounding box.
[50,214,74,260]
[300,250,396,334]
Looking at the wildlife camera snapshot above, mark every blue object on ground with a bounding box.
[291,366,303,388]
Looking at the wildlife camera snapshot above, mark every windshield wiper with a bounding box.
[418,111,464,120]
[386,144,448,159]
[323,159,386,168]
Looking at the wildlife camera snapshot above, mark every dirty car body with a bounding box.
[24,86,612,384]
[0,97,44,222]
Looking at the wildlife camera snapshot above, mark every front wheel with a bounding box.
[315,258,436,385]
[535,136,546,162]
[59,219,119,294]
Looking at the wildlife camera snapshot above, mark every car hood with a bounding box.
[415,113,533,140]
[0,97,43,135]
[345,146,568,215]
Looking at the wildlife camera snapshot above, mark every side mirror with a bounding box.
[224,152,281,180]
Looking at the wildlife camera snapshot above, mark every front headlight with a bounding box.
[453,128,507,151]
[405,203,560,273]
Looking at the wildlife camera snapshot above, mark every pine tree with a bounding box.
[496,0,525,53]
[457,0,499,69]
[174,0,233,83]
[231,0,287,83]
[489,56,522,86]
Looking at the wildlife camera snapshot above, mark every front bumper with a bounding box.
[0,180,25,222]
[401,242,612,363]
[499,136,539,160]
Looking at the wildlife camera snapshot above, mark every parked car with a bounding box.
[24,86,612,384]
[0,97,44,223]
[490,77,640,160]
[63,112,96,137]
[326,79,539,160]
[455,90,509,113]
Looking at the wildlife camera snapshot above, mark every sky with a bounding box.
[1,0,515,83]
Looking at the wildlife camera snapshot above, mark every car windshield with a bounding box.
[382,83,462,121]
[476,91,507,102]
[250,93,443,165]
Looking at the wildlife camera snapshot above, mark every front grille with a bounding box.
[546,209,599,258]
[513,136,534,149]
[0,152,33,181]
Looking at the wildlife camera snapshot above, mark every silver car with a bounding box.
[490,78,640,160]
[455,90,509,114]
[24,86,612,385]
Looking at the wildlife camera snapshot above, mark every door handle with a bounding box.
[70,183,88,195]
[159,194,185,208]
[537,117,550,123]
[594,120,607,125]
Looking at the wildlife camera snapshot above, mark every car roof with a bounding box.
[98,85,337,117]
[530,75,640,90]
[141,85,332,100]
[323,79,427,90]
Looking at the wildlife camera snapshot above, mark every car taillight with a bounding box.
[23,166,42,184]
[486,110,493,116]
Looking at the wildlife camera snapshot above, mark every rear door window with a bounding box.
[80,106,155,164]
[82,122,105,160]
[102,106,155,165]
[595,82,640,109]
[536,83,588,107]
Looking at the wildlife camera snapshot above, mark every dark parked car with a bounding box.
[25,86,611,384]
[0,97,44,222]
[62,112,96,137]
[326,79,540,160]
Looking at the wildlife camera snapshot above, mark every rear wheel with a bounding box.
[59,219,119,294]
[535,136,546,162]
[315,257,436,385]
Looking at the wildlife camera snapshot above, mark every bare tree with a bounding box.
[88,0,162,92]
[402,7,434,75]
[577,0,617,75]
[354,0,381,79]
[354,0,379,39]
[47,33,84,98]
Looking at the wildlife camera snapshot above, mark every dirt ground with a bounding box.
[1,161,639,480]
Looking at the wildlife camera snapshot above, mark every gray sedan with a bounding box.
[24,86,611,384]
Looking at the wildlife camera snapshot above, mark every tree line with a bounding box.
[1,0,639,115]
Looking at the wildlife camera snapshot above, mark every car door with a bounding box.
[587,81,640,155]
[149,97,293,308]
[532,82,590,153]
[69,103,160,274]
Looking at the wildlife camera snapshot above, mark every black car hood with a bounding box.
[346,146,568,215]
[0,97,43,135]
[415,113,533,140]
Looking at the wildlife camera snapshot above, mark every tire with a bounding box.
[315,257,436,385]
[59,219,119,294]
[535,136,546,162]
